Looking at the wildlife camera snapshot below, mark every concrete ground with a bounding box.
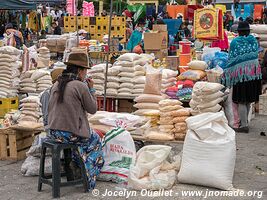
[0,115,266,200]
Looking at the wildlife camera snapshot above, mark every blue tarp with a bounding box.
[162,19,183,36]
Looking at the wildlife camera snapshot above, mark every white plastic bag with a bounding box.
[178,111,236,190]
[128,145,177,190]
[98,127,136,184]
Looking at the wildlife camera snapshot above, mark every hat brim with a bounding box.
[64,61,90,69]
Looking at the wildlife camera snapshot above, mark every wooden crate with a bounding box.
[0,128,40,160]
[259,94,267,115]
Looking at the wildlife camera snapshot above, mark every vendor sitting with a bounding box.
[47,52,104,190]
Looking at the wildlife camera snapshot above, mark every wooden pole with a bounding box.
[103,0,113,111]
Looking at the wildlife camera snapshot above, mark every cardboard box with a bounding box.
[146,48,168,60]
[153,24,167,32]
[144,32,168,50]
[166,56,179,70]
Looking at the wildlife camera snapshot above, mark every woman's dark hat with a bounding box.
[64,52,90,69]
[237,21,251,31]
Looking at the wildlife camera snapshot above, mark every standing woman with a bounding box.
[48,52,104,190]
[222,21,262,133]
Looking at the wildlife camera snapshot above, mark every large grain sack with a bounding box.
[117,53,141,62]
[178,111,236,190]
[134,94,163,103]
[188,60,208,70]
[143,65,162,95]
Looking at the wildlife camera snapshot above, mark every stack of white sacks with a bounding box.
[161,69,178,93]
[0,46,21,98]
[132,65,146,97]
[106,65,121,96]
[31,69,52,93]
[115,53,142,97]
[189,81,225,115]
[134,65,163,116]
[37,47,50,68]
[88,63,111,96]
[20,71,36,93]
[18,96,42,123]
[20,69,52,94]
[250,24,267,49]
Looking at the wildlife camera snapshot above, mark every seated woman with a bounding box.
[47,52,104,190]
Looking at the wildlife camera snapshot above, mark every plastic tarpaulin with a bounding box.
[162,19,183,36]
[0,0,36,10]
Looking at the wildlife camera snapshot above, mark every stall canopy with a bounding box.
[0,0,36,10]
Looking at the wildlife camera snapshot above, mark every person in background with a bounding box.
[126,17,133,42]
[48,52,104,190]
[5,23,24,49]
[126,18,148,52]
[0,25,5,39]
[230,20,239,33]
[39,30,47,39]
[40,67,65,132]
[181,20,191,39]
[263,7,267,24]
[222,21,262,133]
[52,21,61,35]
[58,14,64,33]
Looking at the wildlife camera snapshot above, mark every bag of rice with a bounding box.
[173,116,189,123]
[193,82,224,95]
[143,65,162,95]
[188,60,208,70]
[132,76,146,84]
[108,76,120,82]
[31,69,50,81]
[120,83,134,88]
[134,65,146,72]
[134,94,163,103]
[134,103,159,110]
[119,72,135,77]
[119,77,132,83]
[120,67,135,73]
[159,99,183,107]
[107,82,120,89]
[178,70,206,81]
[117,53,141,62]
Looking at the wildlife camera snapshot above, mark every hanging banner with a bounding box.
[194,8,223,40]
[83,1,95,17]
[67,0,76,16]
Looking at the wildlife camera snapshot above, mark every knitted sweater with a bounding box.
[222,35,262,87]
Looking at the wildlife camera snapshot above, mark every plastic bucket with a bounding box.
[179,53,191,66]
[179,41,191,54]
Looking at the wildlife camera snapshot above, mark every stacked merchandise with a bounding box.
[20,71,36,93]
[88,40,102,52]
[88,63,112,96]
[157,99,184,140]
[172,107,190,140]
[250,25,267,49]
[106,65,121,96]
[31,69,52,93]
[116,53,142,97]
[161,69,178,94]
[37,47,50,68]
[18,96,42,124]
[0,46,21,98]
[132,58,149,97]
[189,81,225,115]
[134,65,163,116]
[174,60,207,101]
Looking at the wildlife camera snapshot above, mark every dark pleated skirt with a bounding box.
[232,79,262,103]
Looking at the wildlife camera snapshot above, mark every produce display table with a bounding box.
[0,127,42,161]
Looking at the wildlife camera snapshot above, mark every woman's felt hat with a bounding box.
[64,52,90,69]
